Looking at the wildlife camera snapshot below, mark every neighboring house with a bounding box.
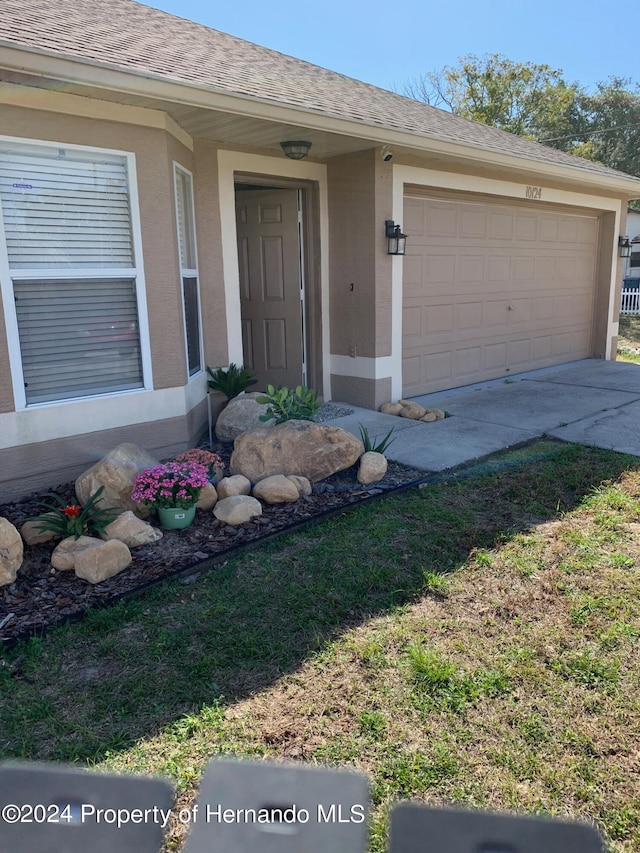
[623,208,640,280]
[1,0,640,500]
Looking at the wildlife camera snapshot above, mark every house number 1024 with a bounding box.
[526,185,542,200]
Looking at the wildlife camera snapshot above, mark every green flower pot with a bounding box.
[157,505,196,529]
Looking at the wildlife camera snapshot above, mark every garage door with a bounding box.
[402,193,599,396]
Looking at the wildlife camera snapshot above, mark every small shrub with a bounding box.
[257,384,321,424]
[358,424,396,454]
[30,486,119,540]
[206,363,257,400]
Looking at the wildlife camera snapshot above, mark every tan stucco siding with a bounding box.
[192,139,229,371]
[0,103,192,397]
[0,409,206,502]
[327,151,378,359]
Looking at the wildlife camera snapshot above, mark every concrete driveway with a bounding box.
[331,360,640,473]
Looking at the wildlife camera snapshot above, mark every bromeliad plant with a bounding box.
[257,384,321,424]
[131,461,210,510]
[31,486,119,540]
[174,448,225,479]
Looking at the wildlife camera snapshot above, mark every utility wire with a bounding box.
[542,121,640,142]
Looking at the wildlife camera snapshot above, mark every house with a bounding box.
[1,0,640,501]
[623,208,640,281]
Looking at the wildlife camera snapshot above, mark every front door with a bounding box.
[235,188,304,390]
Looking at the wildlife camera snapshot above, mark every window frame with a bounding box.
[0,135,153,409]
[173,162,203,380]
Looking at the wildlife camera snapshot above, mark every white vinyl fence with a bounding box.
[621,288,640,315]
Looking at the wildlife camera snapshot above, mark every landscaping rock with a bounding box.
[399,401,427,420]
[358,451,388,484]
[213,495,263,525]
[100,511,163,548]
[253,475,300,505]
[196,482,218,510]
[215,392,275,442]
[380,402,403,416]
[286,475,312,497]
[51,536,102,571]
[420,412,437,423]
[74,539,132,584]
[431,409,446,420]
[75,443,158,519]
[217,475,252,499]
[20,514,60,546]
[230,421,363,483]
[0,518,23,586]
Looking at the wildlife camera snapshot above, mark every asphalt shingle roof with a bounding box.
[1,0,638,184]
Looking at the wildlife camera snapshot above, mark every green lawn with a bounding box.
[618,315,640,363]
[1,441,639,852]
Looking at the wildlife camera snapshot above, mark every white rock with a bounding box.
[74,539,132,584]
[286,475,312,497]
[100,511,163,547]
[196,482,218,510]
[20,514,60,546]
[0,518,23,586]
[358,451,388,484]
[380,402,403,416]
[75,443,159,518]
[253,475,300,504]
[215,392,275,442]
[216,475,252,499]
[213,496,263,525]
[51,536,103,571]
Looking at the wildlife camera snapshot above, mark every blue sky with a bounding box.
[147,0,635,95]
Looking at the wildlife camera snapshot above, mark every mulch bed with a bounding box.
[0,439,426,646]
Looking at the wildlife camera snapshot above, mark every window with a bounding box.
[0,140,144,405]
[174,165,202,376]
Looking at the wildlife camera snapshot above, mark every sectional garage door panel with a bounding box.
[402,195,599,396]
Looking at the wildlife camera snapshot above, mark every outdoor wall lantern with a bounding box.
[280,140,312,160]
[619,236,632,258]
[385,220,407,255]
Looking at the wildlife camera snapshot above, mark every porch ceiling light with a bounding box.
[619,236,632,258]
[280,140,312,160]
[385,220,407,255]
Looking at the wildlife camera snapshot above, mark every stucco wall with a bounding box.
[0,102,194,396]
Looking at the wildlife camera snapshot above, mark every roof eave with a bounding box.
[2,41,640,197]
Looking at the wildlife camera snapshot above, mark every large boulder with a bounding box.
[0,518,23,587]
[230,420,363,483]
[215,393,275,443]
[75,443,159,519]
